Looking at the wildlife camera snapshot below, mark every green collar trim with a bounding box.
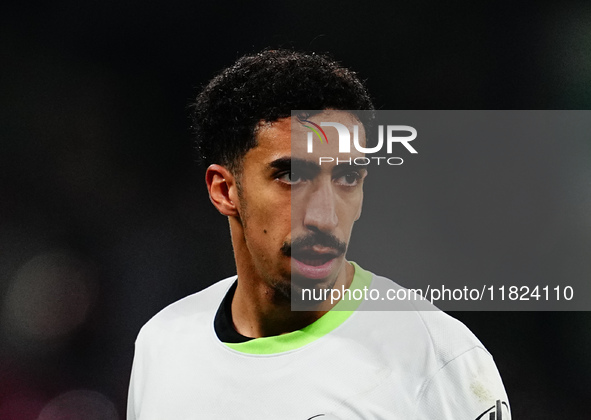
[224,262,372,355]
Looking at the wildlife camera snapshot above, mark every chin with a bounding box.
[289,273,339,306]
[267,277,292,303]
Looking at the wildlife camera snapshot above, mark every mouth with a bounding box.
[291,248,341,279]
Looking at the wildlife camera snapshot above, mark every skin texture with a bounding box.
[206,110,366,338]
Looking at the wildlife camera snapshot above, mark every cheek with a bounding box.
[243,186,291,240]
[245,203,283,240]
[259,215,291,253]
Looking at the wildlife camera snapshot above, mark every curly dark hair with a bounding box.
[191,49,374,173]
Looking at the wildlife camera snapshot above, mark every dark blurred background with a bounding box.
[1,0,590,418]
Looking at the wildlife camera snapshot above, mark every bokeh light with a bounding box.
[3,251,97,343]
[37,390,118,420]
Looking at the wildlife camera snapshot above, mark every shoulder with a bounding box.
[358,270,511,419]
[349,269,496,384]
[413,304,489,364]
[359,271,487,363]
[135,276,235,344]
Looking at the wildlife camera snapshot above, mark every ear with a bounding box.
[205,164,240,217]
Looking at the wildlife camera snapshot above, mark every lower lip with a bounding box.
[291,257,337,279]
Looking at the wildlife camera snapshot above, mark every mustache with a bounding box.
[281,232,347,257]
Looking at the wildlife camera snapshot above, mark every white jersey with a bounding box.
[128,264,511,419]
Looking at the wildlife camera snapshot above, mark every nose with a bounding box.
[303,180,338,233]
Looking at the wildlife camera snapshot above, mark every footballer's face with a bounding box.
[237,110,366,298]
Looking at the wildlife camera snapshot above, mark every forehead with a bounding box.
[253,110,365,159]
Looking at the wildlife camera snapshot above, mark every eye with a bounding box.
[335,170,364,187]
[277,171,302,185]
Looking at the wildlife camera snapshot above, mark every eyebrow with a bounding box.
[268,157,320,172]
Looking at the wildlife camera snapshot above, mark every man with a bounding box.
[127,49,511,419]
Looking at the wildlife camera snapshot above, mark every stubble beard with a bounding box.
[237,182,292,304]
